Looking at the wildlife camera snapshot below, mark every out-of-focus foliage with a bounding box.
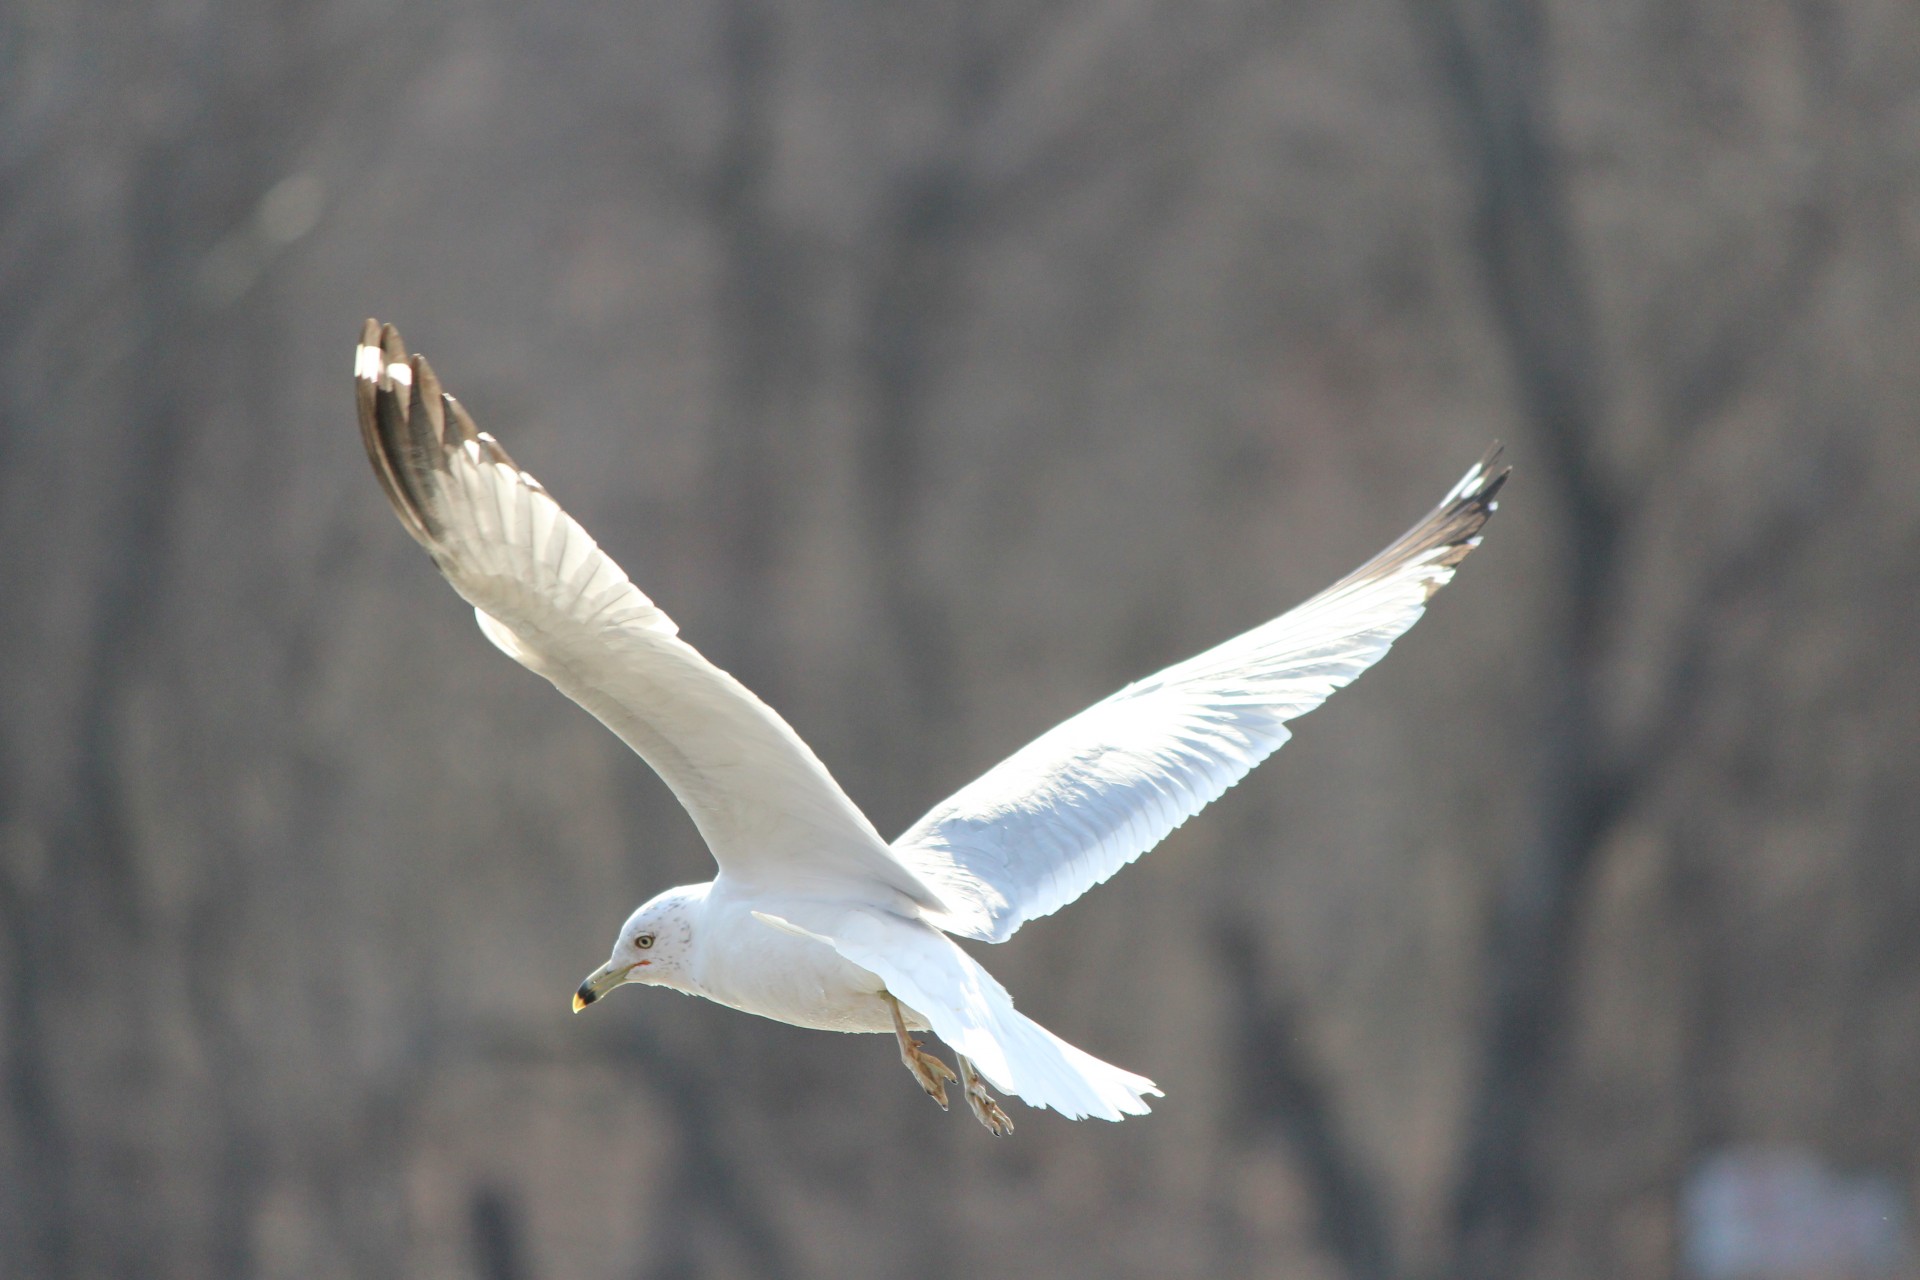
[3,2,1917,1278]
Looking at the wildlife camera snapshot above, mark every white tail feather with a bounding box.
[772,904,1161,1120]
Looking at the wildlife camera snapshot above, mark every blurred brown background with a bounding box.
[5,2,1919,1278]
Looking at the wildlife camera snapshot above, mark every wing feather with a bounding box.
[895,448,1509,942]
[355,320,944,910]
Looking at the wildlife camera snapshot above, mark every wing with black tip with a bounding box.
[354,320,946,911]
[894,448,1509,942]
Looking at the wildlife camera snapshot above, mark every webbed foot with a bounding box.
[885,992,957,1109]
[958,1054,1014,1136]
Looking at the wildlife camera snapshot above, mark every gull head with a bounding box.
[572,883,706,1012]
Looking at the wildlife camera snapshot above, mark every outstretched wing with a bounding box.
[894,448,1509,942]
[355,320,943,911]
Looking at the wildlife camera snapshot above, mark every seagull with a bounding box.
[355,319,1507,1134]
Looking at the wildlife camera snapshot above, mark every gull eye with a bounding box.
[634,933,655,950]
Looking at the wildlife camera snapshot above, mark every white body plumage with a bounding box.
[675,884,907,1035]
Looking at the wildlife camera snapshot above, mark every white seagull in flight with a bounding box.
[356,320,1507,1134]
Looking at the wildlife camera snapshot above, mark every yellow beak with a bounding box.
[571,961,635,1013]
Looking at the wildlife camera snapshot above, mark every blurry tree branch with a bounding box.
[469,1184,531,1280]
[849,0,1282,807]
[1217,919,1398,1280]
[700,0,803,691]
[622,1031,796,1280]
[963,2,1286,232]
[1402,6,1616,1274]
[0,5,441,1272]
[1647,202,1832,463]
[0,151,192,1280]
[464,1019,797,1280]
[1406,3,1846,1277]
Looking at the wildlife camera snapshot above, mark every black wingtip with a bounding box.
[1415,442,1510,589]
[1457,441,1511,514]
[1325,443,1512,601]
[408,353,448,454]
[355,320,532,551]
[378,321,407,372]
[357,320,419,543]
[355,319,443,547]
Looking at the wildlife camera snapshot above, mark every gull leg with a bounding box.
[884,992,956,1110]
[957,1054,1014,1136]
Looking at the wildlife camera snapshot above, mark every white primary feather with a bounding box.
[893,451,1507,943]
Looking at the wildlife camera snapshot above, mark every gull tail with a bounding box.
[757,906,1160,1120]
